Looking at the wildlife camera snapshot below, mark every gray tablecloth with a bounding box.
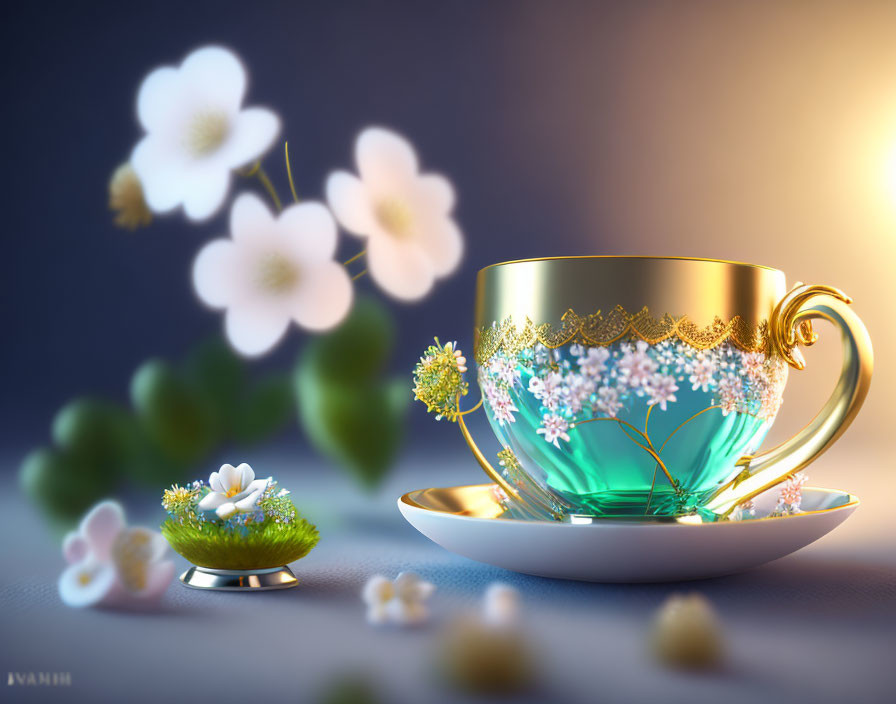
[2,448,894,703]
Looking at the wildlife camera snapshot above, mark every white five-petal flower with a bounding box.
[361,571,435,626]
[131,45,280,220]
[326,127,463,300]
[59,500,174,608]
[197,462,268,520]
[193,192,353,356]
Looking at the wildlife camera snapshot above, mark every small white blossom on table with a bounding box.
[482,582,521,627]
[361,571,435,626]
[197,462,268,519]
[326,127,463,300]
[131,45,280,220]
[59,500,174,608]
[193,193,353,356]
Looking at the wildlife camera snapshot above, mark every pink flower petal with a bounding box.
[80,501,126,562]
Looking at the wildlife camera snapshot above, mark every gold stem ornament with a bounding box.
[284,141,299,203]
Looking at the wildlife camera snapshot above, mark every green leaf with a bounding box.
[120,433,192,488]
[300,297,395,385]
[130,360,219,466]
[294,296,408,488]
[296,376,407,489]
[50,398,134,483]
[19,448,105,523]
[183,338,247,438]
[232,373,294,445]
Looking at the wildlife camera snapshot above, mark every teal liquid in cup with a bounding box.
[479,339,787,519]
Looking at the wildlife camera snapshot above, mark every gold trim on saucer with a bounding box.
[399,483,859,524]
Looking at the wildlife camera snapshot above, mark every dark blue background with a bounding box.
[1,0,627,456]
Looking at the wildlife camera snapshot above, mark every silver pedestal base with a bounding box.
[179,565,297,591]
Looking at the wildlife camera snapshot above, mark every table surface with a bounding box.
[2,447,894,704]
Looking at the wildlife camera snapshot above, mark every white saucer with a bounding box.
[398,484,858,582]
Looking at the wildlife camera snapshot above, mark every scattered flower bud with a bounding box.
[651,593,724,669]
[437,617,535,695]
[109,163,152,230]
[361,572,435,626]
[482,582,520,627]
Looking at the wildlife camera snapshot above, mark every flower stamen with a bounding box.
[374,198,413,238]
[256,253,299,294]
[185,110,230,156]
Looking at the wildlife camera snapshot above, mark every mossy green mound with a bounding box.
[162,516,319,570]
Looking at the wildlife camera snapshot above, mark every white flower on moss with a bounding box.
[193,193,353,356]
[131,45,280,221]
[362,572,435,626]
[59,501,174,608]
[198,462,268,520]
[326,127,463,300]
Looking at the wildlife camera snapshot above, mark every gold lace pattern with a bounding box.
[474,306,769,365]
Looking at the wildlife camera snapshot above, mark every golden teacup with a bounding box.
[430,256,872,521]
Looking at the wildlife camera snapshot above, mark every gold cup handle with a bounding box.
[706,284,874,518]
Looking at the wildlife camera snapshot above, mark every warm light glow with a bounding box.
[887,143,896,205]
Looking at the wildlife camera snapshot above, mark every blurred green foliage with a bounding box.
[295,296,409,489]
[21,339,295,527]
[317,674,383,704]
[22,297,410,527]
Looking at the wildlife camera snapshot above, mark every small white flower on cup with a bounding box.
[197,462,268,520]
[482,582,521,627]
[536,413,571,448]
[59,500,174,608]
[193,193,353,356]
[361,571,435,626]
[326,127,463,300]
[131,45,280,221]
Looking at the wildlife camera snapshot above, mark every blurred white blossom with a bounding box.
[362,571,435,626]
[59,500,174,608]
[326,127,463,300]
[193,192,353,356]
[131,45,280,221]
